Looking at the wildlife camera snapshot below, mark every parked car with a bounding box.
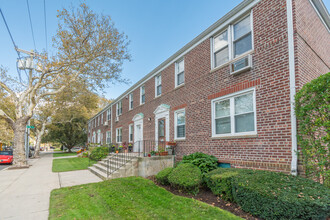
[0,151,13,164]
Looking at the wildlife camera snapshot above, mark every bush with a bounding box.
[168,163,202,195]
[89,147,108,161]
[205,168,330,219]
[156,167,174,185]
[180,152,218,174]
[295,72,330,187]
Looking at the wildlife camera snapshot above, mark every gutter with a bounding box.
[286,0,298,176]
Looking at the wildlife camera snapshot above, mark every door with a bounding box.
[158,118,166,151]
[134,124,143,152]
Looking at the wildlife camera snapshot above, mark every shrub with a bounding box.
[180,152,218,174]
[89,147,108,161]
[295,72,330,187]
[168,163,202,195]
[156,167,174,185]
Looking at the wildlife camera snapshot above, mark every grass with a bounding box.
[52,157,96,172]
[53,149,63,152]
[53,152,77,157]
[49,177,241,220]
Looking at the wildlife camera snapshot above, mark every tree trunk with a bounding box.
[13,117,29,167]
[34,123,46,158]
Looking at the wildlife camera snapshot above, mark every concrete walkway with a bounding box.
[0,152,102,220]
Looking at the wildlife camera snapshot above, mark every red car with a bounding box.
[0,151,13,164]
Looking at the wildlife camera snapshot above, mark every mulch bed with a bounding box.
[147,176,261,220]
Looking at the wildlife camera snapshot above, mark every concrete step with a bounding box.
[88,166,107,180]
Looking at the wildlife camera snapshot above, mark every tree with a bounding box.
[0,4,130,167]
[295,72,329,187]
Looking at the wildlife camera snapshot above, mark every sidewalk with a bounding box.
[0,152,102,220]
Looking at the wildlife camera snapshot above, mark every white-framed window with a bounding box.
[107,109,111,121]
[129,93,134,110]
[129,124,134,142]
[155,74,162,97]
[212,14,253,69]
[140,86,145,105]
[92,131,96,143]
[174,109,186,140]
[211,88,256,137]
[116,127,122,143]
[101,113,103,125]
[116,101,122,116]
[97,129,101,143]
[106,131,111,144]
[97,116,100,126]
[175,59,184,87]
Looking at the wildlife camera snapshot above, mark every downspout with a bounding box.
[286,0,298,176]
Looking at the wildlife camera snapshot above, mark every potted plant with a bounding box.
[128,143,133,152]
[166,141,177,146]
[118,145,123,153]
[158,149,168,156]
[150,151,156,156]
[166,146,173,155]
[111,144,116,152]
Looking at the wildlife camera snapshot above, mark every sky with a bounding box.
[0,0,329,100]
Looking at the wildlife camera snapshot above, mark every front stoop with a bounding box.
[88,154,138,180]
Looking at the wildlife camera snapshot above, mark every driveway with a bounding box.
[0,152,102,220]
[0,164,10,170]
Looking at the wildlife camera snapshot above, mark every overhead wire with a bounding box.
[26,0,36,51]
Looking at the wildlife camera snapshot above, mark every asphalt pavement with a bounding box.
[0,164,10,170]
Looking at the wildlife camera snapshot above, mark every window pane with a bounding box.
[159,120,165,137]
[214,47,229,67]
[177,112,185,125]
[214,31,228,51]
[178,72,184,85]
[234,16,251,40]
[178,60,184,73]
[234,33,252,57]
[215,100,230,118]
[130,101,133,109]
[142,94,145,103]
[235,112,254,132]
[216,117,231,134]
[235,93,253,114]
[177,125,185,138]
[157,85,162,96]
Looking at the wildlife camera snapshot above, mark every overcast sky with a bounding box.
[0,0,329,99]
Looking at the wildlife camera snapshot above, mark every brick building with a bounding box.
[87,0,330,175]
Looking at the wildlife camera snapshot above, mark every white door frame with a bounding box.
[132,113,144,152]
[154,104,170,143]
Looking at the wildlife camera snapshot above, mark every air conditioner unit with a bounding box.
[230,54,252,75]
[115,116,119,122]
[104,121,109,126]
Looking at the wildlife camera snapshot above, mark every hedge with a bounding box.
[168,163,202,195]
[180,152,218,174]
[205,168,330,219]
[89,147,109,161]
[155,167,174,185]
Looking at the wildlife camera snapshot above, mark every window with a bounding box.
[212,14,252,68]
[106,131,111,144]
[155,74,162,97]
[212,88,256,137]
[140,86,145,104]
[129,93,133,110]
[97,116,100,126]
[175,109,186,140]
[92,131,96,143]
[97,129,101,143]
[116,127,122,143]
[129,124,133,142]
[175,59,184,87]
[107,109,111,121]
[101,114,103,125]
[116,101,122,116]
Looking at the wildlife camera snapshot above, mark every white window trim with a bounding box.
[175,59,184,88]
[174,108,186,140]
[155,74,162,97]
[129,93,133,110]
[101,114,103,125]
[106,131,111,144]
[211,13,254,70]
[129,124,134,142]
[107,109,111,121]
[140,86,145,105]
[116,101,122,116]
[211,87,257,138]
[116,127,122,143]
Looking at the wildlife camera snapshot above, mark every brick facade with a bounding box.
[88,0,330,174]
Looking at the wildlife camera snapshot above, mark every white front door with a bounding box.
[134,124,143,152]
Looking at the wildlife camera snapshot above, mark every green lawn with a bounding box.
[53,152,77,157]
[49,177,241,220]
[52,157,96,172]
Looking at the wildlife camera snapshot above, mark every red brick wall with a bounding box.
[88,0,328,173]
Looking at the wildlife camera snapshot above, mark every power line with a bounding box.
[43,0,48,53]
[26,0,36,51]
[0,8,23,82]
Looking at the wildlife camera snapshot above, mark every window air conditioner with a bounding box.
[230,54,252,75]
